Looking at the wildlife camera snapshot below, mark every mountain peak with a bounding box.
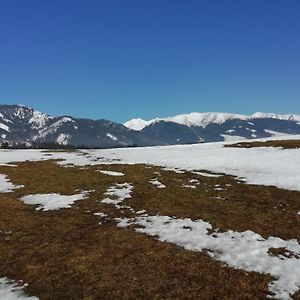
[123,118,150,131]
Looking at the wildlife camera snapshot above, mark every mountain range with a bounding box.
[1,104,300,148]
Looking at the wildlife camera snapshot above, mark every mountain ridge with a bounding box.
[1,104,300,147]
[124,112,300,131]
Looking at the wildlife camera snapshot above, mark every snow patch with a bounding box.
[265,129,287,137]
[116,214,300,299]
[28,110,50,129]
[149,178,166,188]
[182,184,196,189]
[101,183,133,206]
[0,174,23,193]
[20,191,90,211]
[192,171,223,178]
[56,133,71,145]
[0,277,38,300]
[98,170,125,176]
[0,123,10,132]
[221,135,247,142]
[106,133,118,141]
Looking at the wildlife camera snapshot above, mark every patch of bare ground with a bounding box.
[225,139,300,149]
[0,160,299,298]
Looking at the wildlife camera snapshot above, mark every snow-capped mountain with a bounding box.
[124,112,300,130]
[124,111,300,144]
[1,105,300,147]
[0,105,162,147]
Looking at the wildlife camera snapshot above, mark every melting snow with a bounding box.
[182,184,196,189]
[192,171,223,178]
[20,191,90,211]
[98,170,125,176]
[0,174,23,193]
[0,277,38,300]
[0,136,300,191]
[189,179,200,184]
[94,212,108,217]
[149,178,166,188]
[116,214,300,299]
[101,183,133,206]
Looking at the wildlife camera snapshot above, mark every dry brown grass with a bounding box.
[0,159,299,299]
[225,139,300,149]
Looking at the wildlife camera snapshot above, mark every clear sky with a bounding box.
[0,0,299,123]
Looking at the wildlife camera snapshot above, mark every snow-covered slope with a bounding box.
[124,112,300,130]
[123,118,154,131]
[251,112,300,122]
[123,113,249,130]
[163,112,249,128]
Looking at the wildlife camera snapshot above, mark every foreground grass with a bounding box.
[0,160,299,299]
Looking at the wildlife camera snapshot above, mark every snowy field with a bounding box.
[0,136,300,299]
[0,135,300,191]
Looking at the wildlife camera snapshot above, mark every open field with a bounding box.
[0,140,299,299]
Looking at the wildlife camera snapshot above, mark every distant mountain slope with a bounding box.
[125,112,300,144]
[1,104,300,147]
[0,105,163,147]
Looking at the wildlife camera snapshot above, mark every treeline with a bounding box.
[0,141,139,150]
[0,141,75,149]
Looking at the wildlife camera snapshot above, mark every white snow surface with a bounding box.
[0,135,300,191]
[221,134,247,142]
[0,123,10,132]
[0,174,23,193]
[56,133,71,145]
[149,178,166,188]
[101,183,133,206]
[163,112,249,128]
[28,110,50,129]
[252,112,300,122]
[20,192,90,211]
[0,277,38,300]
[192,171,223,178]
[116,214,300,299]
[106,133,118,141]
[85,138,300,191]
[123,118,154,131]
[98,170,125,176]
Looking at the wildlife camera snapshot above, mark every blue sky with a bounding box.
[0,0,299,122]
